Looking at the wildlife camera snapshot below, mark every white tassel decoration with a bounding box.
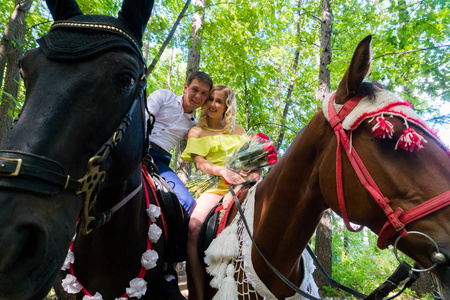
[205,223,239,262]
[212,264,238,300]
[206,259,228,278]
[208,261,228,288]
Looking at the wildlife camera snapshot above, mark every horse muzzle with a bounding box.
[0,210,50,299]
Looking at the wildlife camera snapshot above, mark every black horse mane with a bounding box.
[358,81,378,101]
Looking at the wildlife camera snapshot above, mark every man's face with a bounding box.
[182,79,211,113]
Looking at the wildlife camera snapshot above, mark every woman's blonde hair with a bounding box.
[197,84,236,134]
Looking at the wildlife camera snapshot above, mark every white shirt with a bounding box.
[147,89,196,153]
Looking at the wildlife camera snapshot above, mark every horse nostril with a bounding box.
[0,224,47,274]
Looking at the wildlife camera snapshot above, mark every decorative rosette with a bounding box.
[148,223,162,243]
[141,249,159,270]
[125,278,148,299]
[61,250,75,271]
[82,292,103,300]
[146,204,161,222]
[62,274,83,294]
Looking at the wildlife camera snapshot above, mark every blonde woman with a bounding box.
[181,84,259,299]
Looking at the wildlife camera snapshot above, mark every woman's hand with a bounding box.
[247,170,261,181]
[219,168,246,185]
[240,169,262,181]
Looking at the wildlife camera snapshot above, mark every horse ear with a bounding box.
[45,0,83,21]
[118,0,154,43]
[335,35,373,104]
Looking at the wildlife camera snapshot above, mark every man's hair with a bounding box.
[186,71,213,90]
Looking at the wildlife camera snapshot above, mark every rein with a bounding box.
[327,93,450,250]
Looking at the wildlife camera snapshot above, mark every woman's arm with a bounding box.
[192,155,245,185]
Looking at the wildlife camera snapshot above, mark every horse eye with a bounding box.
[117,74,136,89]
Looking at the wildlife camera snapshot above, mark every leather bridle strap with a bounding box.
[328,93,401,233]
[377,190,450,249]
[0,150,82,195]
[327,92,450,249]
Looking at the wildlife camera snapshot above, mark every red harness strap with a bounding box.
[142,165,169,244]
[327,93,450,248]
[215,188,247,236]
[377,191,450,249]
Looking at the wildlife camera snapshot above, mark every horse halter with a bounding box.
[327,92,450,268]
[0,22,149,235]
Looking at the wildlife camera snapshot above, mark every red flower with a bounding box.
[263,144,276,154]
[256,133,269,140]
[251,133,270,142]
[267,152,278,164]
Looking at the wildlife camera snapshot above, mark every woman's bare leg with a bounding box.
[186,193,223,300]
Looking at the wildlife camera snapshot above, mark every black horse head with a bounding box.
[0,0,153,298]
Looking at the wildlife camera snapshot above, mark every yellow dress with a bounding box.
[181,134,246,196]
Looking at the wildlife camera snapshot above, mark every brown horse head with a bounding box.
[0,0,153,299]
[323,35,450,298]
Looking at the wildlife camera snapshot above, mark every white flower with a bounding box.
[148,224,162,243]
[126,278,147,299]
[61,250,75,271]
[141,249,159,270]
[146,204,161,222]
[82,292,103,300]
[61,274,83,294]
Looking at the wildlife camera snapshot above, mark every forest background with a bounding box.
[1,0,449,298]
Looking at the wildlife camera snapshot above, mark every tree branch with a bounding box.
[146,0,191,76]
[373,44,450,59]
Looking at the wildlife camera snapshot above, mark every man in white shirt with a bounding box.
[147,71,212,299]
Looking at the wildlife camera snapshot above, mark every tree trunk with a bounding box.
[275,0,301,151]
[0,0,30,143]
[314,209,332,292]
[244,70,250,131]
[0,0,32,91]
[185,0,205,77]
[166,47,173,90]
[175,62,181,92]
[343,230,349,255]
[313,0,332,294]
[316,0,332,103]
[175,0,206,183]
[411,273,433,297]
[142,13,152,61]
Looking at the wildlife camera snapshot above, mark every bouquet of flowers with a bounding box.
[186,133,278,198]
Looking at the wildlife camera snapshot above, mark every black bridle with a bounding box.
[0,22,150,235]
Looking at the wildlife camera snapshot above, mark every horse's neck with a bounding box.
[254,127,326,245]
[73,169,147,261]
[69,169,150,297]
[249,120,327,294]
